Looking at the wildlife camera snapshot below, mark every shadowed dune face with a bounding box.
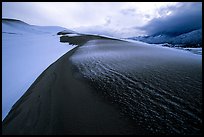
[70,39,202,134]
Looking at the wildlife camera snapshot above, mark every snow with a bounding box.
[128,29,202,46]
[121,38,152,46]
[121,38,203,57]
[57,29,77,34]
[2,20,77,120]
[128,29,202,56]
[64,34,81,37]
[182,48,202,55]
[2,19,74,35]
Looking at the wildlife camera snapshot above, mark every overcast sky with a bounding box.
[2,2,202,37]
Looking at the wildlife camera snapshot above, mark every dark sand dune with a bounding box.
[2,36,202,135]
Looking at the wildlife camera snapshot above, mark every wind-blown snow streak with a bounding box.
[70,39,202,134]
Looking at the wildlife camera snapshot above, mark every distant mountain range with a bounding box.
[128,29,202,48]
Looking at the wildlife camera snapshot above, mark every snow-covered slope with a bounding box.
[2,18,77,120]
[171,29,202,46]
[129,29,202,47]
[2,18,75,35]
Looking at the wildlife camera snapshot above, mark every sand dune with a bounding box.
[2,37,202,135]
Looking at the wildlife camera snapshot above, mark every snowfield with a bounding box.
[2,19,76,120]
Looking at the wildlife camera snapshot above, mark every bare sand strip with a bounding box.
[2,38,143,135]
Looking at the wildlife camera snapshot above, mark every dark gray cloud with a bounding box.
[140,2,202,36]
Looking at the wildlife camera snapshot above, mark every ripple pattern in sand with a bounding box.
[70,40,202,134]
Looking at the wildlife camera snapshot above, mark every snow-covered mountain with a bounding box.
[2,18,77,120]
[128,29,202,48]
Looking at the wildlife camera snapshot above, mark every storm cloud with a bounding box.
[140,2,202,36]
[3,2,198,37]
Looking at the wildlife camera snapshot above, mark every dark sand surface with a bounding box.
[2,37,202,135]
[70,39,202,135]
